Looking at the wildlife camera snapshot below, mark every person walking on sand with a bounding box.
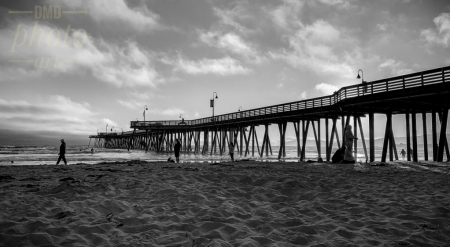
[400,149,406,159]
[174,139,181,163]
[229,142,235,162]
[56,139,67,165]
[343,125,358,163]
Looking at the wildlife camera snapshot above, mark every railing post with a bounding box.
[421,72,424,87]
[371,83,373,94]
[443,68,446,85]
[402,76,405,90]
[386,80,388,92]
[345,88,347,98]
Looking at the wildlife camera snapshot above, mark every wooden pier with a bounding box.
[89,66,450,162]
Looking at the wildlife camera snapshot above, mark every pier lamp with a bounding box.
[238,106,242,111]
[211,92,218,121]
[357,69,367,93]
[356,69,364,82]
[143,105,148,122]
[121,128,123,135]
[106,123,108,135]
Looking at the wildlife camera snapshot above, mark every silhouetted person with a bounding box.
[332,146,345,163]
[174,139,181,163]
[56,139,67,165]
[343,125,358,163]
[229,142,235,161]
[400,149,406,159]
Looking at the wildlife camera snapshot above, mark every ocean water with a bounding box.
[0,145,428,166]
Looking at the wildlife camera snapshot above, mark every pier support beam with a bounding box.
[422,111,428,160]
[278,121,287,159]
[369,111,375,162]
[412,109,418,162]
[354,114,358,162]
[438,109,449,162]
[325,117,329,162]
[265,124,270,157]
[432,109,438,161]
[244,127,251,157]
[312,120,321,161]
[254,126,261,157]
[381,111,392,162]
[293,121,301,158]
[389,121,399,161]
[301,120,310,162]
[251,125,255,157]
[438,111,450,160]
[128,128,136,151]
[357,117,368,163]
[328,117,337,160]
[341,114,345,146]
[261,124,268,157]
[406,111,411,161]
[240,126,244,157]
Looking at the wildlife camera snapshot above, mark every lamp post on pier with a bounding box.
[143,105,148,122]
[106,124,108,135]
[357,69,367,93]
[356,69,364,82]
[211,92,218,121]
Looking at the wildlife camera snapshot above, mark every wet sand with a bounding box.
[0,160,449,246]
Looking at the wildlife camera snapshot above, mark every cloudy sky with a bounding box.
[0,0,449,145]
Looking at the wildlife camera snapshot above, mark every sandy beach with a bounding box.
[0,161,449,246]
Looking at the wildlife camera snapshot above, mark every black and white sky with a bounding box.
[0,0,449,145]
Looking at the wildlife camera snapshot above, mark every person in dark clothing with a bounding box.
[400,149,406,159]
[56,139,67,165]
[174,139,181,163]
[332,146,345,163]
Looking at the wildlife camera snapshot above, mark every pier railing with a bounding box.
[131,66,449,128]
